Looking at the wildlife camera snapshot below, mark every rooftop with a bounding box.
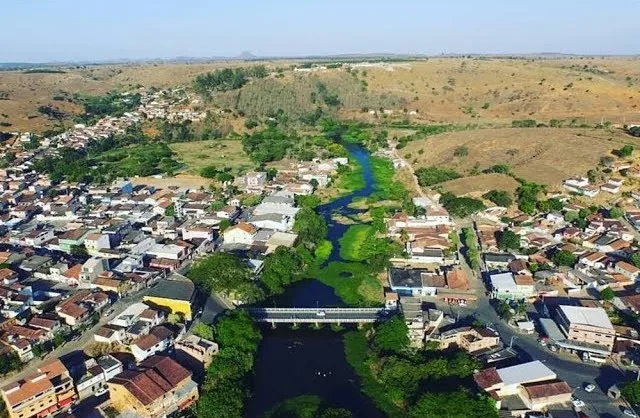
[146,274,194,301]
[558,305,614,330]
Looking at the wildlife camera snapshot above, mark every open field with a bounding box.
[2,57,640,133]
[402,127,640,187]
[168,139,252,175]
[440,173,520,196]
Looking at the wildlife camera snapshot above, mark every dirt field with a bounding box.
[440,173,520,196]
[169,139,253,175]
[130,174,212,190]
[402,127,640,187]
[2,57,640,134]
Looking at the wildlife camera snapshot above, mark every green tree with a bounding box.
[631,252,640,268]
[600,286,615,301]
[617,144,634,158]
[188,253,264,302]
[552,250,576,267]
[609,206,624,218]
[482,190,512,207]
[622,380,640,406]
[497,230,520,251]
[411,391,498,418]
[293,207,328,248]
[193,322,215,340]
[70,244,89,258]
[261,247,304,294]
[200,165,218,178]
[373,316,409,354]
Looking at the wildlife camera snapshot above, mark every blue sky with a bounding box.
[3,0,639,62]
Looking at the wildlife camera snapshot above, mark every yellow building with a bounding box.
[143,275,195,320]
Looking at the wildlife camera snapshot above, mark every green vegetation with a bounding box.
[622,380,640,406]
[32,126,181,183]
[333,162,365,194]
[23,68,66,74]
[343,321,495,418]
[463,227,480,270]
[369,156,412,205]
[339,225,374,261]
[600,287,615,301]
[316,262,384,306]
[188,253,264,303]
[616,144,634,158]
[294,207,329,249]
[195,310,261,418]
[263,395,353,418]
[415,167,461,186]
[552,250,576,267]
[511,119,537,128]
[74,92,141,124]
[261,247,305,294]
[482,190,512,207]
[482,164,510,175]
[609,206,624,218]
[193,66,268,98]
[0,352,22,376]
[453,145,469,157]
[497,230,520,251]
[515,180,544,215]
[628,126,640,137]
[440,192,485,218]
[631,252,640,268]
[242,127,300,163]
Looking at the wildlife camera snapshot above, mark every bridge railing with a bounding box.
[245,307,384,313]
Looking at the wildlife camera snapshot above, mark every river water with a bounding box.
[245,143,386,417]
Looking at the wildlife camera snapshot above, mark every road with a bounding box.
[246,307,386,323]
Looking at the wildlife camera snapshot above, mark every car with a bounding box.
[316,310,326,317]
[584,383,596,393]
[623,408,639,417]
[71,335,81,342]
[571,397,585,408]
[103,309,114,317]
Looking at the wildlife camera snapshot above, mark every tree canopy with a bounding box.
[261,246,305,294]
[497,230,520,251]
[373,316,409,354]
[293,207,328,248]
[482,190,512,207]
[188,252,264,303]
[411,391,497,418]
[552,250,576,267]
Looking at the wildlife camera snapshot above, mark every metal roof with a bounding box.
[558,305,614,330]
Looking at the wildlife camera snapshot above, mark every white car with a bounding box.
[624,408,639,418]
[571,397,585,408]
[584,383,596,393]
[316,310,326,317]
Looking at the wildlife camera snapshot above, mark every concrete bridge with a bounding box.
[245,307,390,326]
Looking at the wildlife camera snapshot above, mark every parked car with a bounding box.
[571,397,585,408]
[584,383,596,393]
[623,408,639,417]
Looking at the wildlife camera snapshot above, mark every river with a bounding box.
[245,143,386,417]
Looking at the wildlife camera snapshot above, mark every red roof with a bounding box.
[522,380,572,399]
[473,367,502,389]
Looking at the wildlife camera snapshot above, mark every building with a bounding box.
[433,326,500,354]
[143,274,195,320]
[474,360,571,411]
[108,355,199,418]
[131,325,175,362]
[223,222,257,245]
[555,305,615,353]
[489,272,535,300]
[75,355,123,399]
[175,335,218,374]
[1,360,77,418]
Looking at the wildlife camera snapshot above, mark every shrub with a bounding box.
[415,167,460,186]
[453,145,469,157]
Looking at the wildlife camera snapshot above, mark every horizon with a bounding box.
[3,0,640,63]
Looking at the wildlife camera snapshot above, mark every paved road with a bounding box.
[246,307,387,323]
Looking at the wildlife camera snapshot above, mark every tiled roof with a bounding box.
[474,367,502,389]
[522,380,572,399]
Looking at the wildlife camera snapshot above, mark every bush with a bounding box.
[616,144,634,158]
[512,119,537,128]
[454,145,469,157]
[415,167,460,186]
[440,192,485,218]
[482,190,512,207]
[482,164,510,174]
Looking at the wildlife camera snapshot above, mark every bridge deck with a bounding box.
[245,307,389,323]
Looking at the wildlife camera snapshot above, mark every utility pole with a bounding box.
[509,336,518,349]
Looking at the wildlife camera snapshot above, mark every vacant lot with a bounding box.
[402,127,640,187]
[169,139,253,175]
[440,173,520,196]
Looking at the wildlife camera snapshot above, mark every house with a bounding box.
[175,335,219,374]
[75,355,123,399]
[553,305,615,354]
[84,232,111,254]
[223,222,257,245]
[1,360,77,418]
[108,355,199,418]
[614,261,640,281]
[243,171,267,191]
[474,360,571,411]
[484,253,516,271]
[56,289,109,326]
[248,213,294,232]
[94,325,126,344]
[433,326,500,354]
[131,325,175,362]
[489,272,535,300]
[58,228,90,253]
[143,274,195,320]
[80,257,109,282]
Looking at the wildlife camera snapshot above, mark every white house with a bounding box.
[80,257,109,282]
[223,222,257,245]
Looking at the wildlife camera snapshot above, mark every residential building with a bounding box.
[433,326,500,354]
[489,272,535,300]
[108,355,198,418]
[1,360,77,418]
[175,335,218,372]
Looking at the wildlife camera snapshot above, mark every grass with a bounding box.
[313,240,333,264]
[339,225,374,261]
[343,330,405,418]
[169,139,253,175]
[263,395,322,418]
[369,156,410,201]
[315,262,384,306]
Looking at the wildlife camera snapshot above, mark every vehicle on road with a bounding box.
[71,335,80,342]
[584,383,596,393]
[103,309,114,317]
[316,310,326,317]
[623,408,639,417]
[571,397,585,408]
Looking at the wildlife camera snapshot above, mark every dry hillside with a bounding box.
[2,57,640,133]
[401,127,640,187]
